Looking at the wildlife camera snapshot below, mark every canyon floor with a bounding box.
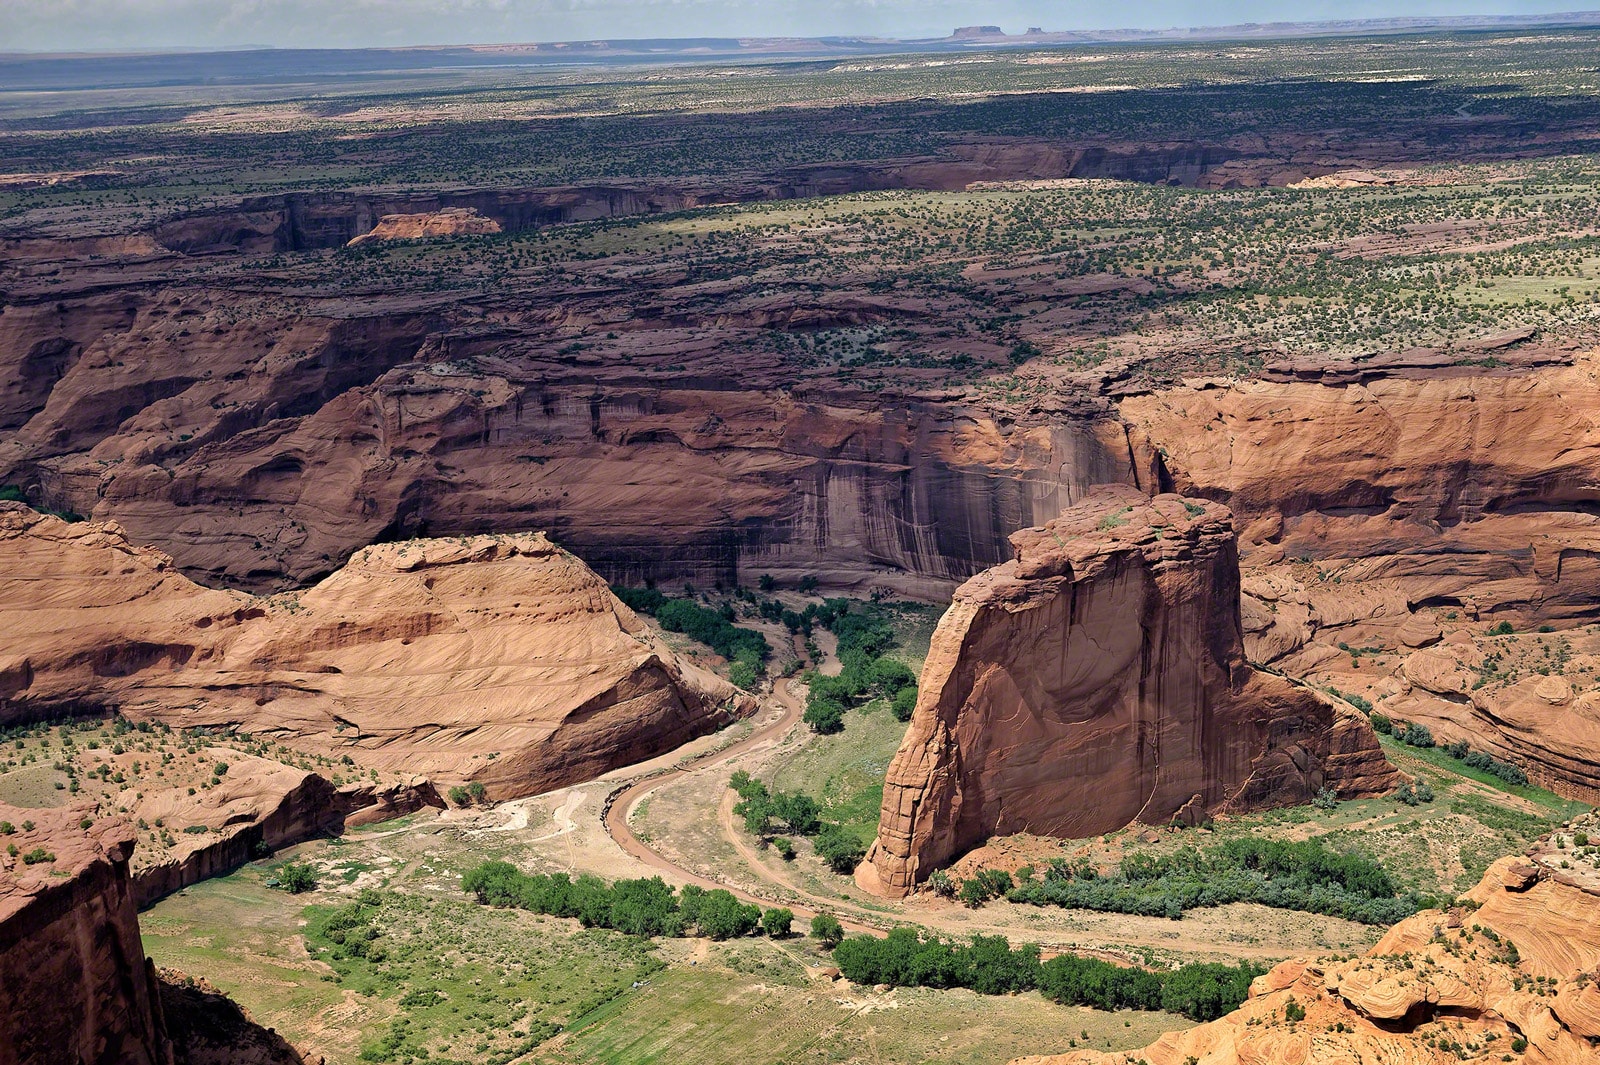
[115,594,1581,1065]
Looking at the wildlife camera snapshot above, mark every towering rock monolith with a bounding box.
[858,487,1395,897]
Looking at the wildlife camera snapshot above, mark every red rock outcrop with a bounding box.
[0,801,313,1065]
[347,207,501,245]
[0,269,1135,596]
[1122,356,1600,799]
[0,505,746,800]
[857,488,1395,897]
[128,757,440,907]
[0,803,172,1065]
[1122,353,1600,629]
[1012,828,1600,1065]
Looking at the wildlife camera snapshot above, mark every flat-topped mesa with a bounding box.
[857,487,1396,898]
[347,206,502,245]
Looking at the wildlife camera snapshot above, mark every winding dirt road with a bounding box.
[601,678,886,935]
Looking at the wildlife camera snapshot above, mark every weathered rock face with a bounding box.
[0,803,172,1065]
[1122,356,1600,800]
[0,802,313,1065]
[858,488,1395,897]
[0,269,1137,596]
[128,756,440,907]
[1012,830,1600,1065]
[0,506,746,799]
[1122,352,1600,627]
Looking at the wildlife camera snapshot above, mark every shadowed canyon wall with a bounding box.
[0,283,1139,593]
[0,803,313,1065]
[858,488,1396,897]
[0,805,172,1065]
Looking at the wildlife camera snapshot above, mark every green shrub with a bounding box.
[810,912,844,948]
[761,907,794,937]
[814,827,866,874]
[1401,723,1435,748]
[729,660,760,689]
[890,686,918,721]
[1011,837,1414,925]
[278,862,318,894]
[829,927,1260,1022]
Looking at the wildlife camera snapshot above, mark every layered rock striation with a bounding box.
[858,488,1395,897]
[0,506,745,799]
[1123,351,1600,629]
[1013,829,1600,1065]
[1124,354,1600,800]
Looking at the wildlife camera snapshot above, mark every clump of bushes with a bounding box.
[276,862,319,894]
[1371,712,1531,787]
[730,770,866,874]
[828,927,1262,1022]
[462,861,764,940]
[1394,778,1436,806]
[613,586,770,687]
[1008,837,1420,925]
[801,600,917,732]
[447,781,488,806]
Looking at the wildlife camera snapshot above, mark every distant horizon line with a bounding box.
[6,9,1600,59]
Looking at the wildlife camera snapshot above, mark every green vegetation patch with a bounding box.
[1010,837,1422,925]
[306,888,663,1065]
[831,927,1262,1022]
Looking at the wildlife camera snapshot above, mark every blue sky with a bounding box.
[0,1,1588,52]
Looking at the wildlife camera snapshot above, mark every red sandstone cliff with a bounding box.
[1013,825,1600,1065]
[1123,355,1600,800]
[857,488,1396,897]
[0,803,172,1065]
[0,506,747,800]
[0,802,314,1065]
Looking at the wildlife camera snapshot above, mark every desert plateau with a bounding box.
[5,7,1600,1065]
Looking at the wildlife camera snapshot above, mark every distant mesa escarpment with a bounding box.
[1012,827,1600,1065]
[0,505,747,802]
[147,143,1255,255]
[347,207,502,246]
[0,802,311,1065]
[857,487,1396,897]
